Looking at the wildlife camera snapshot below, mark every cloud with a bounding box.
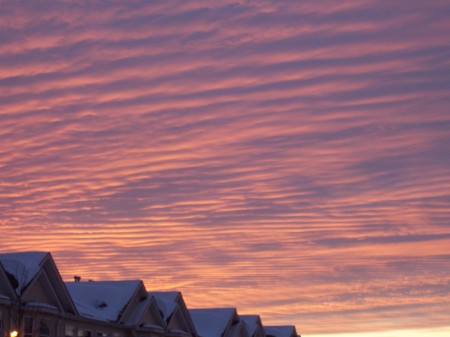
[1,1,450,335]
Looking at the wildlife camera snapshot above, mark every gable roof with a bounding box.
[264,326,298,337]
[189,308,237,337]
[0,251,78,315]
[66,280,142,322]
[0,251,48,294]
[127,294,166,332]
[150,291,198,337]
[227,320,249,337]
[0,262,16,303]
[150,291,179,323]
[240,315,264,337]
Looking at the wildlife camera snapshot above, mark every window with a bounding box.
[65,325,75,337]
[78,330,92,337]
[24,317,33,337]
[39,319,51,337]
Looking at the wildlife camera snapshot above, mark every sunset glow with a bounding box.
[1,1,450,336]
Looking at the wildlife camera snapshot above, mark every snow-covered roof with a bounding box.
[0,251,48,294]
[168,328,190,336]
[189,308,236,337]
[141,323,165,333]
[126,293,151,325]
[264,326,296,337]
[125,292,165,329]
[149,291,180,322]
[240,315,261,337]
[26,301,58,310]
[66,280,141,322]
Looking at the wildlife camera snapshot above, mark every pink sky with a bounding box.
[1,1,450,336]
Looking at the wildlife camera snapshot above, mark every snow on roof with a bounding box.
[168,328,190,336]
[26,301,58,310]
[0,252,48,294]
[127,293,152,325]
[264,326,296,337]
[125,292,165,328]
[149,291,180,322]
[0,294,10,301]
[240,315,260,336]
[66,280,141,322]
[189,308,236,337]
[141,323,165,333]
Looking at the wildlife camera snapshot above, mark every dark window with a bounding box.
[78,330,92,337]
[24,317,33,337]
[39,320,51,337]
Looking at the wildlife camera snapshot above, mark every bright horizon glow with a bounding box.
[309,326,450,337]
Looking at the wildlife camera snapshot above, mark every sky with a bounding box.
[1,1,450,336]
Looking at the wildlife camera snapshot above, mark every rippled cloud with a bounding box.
[1,1,450,336]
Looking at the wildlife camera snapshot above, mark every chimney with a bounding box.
[74,276,81,282]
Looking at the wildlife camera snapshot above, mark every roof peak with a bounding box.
[0,251,50,294]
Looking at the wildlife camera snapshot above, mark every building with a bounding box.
[0,252,78,337]
[265,326,299,337]
[149,292,197,337]
[0,252,300,337]
[240,315,265,337]
[189,308,248,337]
